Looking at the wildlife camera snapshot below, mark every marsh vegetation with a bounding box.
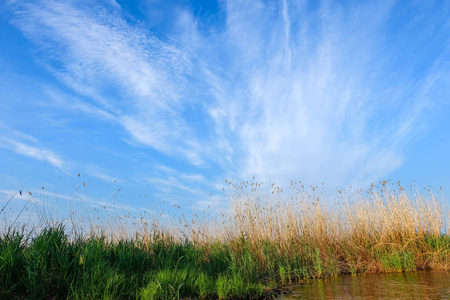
[1,180,449,299]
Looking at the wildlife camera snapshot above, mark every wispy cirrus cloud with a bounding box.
[8,0,203,165]
[42,88,118,123]
[197,0,450,187]
[0,137,64,168]
[4,0,449,193]
[0,127,116,184]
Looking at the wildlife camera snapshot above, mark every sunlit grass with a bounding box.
[0,180,449,299]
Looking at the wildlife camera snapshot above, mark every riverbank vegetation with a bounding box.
[1,180,449,299]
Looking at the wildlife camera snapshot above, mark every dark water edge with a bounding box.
[279,271,450,299]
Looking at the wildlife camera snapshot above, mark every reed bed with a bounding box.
[0,180,449,299]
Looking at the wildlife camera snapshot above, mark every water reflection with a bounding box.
[279,271,450,299]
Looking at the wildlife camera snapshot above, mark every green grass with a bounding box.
[0,225,272,299]
[2,225,450,299]
[1,181,450,299]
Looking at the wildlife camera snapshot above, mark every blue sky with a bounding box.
[0,0,449,224]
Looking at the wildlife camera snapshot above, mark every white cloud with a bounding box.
[155,164,206,183]
[81,165,117,183]
[43,88,118,123]
[0,138,64,168]
[5,0,449,192]
[9,0,201,165]
[198,0,448,188]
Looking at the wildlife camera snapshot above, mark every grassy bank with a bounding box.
[1,181,450,299]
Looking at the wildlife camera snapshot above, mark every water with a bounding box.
[279,271,450,299]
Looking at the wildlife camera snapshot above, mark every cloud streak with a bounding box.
[0,138,64,168]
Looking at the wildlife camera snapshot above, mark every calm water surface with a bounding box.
[279,271,450,299]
